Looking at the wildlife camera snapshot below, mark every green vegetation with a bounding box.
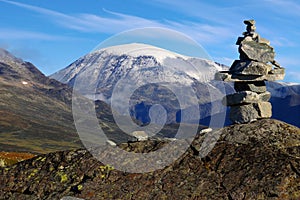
[99,164,114,180]
[0,158,6,167]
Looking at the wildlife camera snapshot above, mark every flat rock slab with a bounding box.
[230,60,272,76]
[215,68,285,82]
[230,102,272,124]
[224,91,271,106]
[234,81,267,93]
[239,40,275,63]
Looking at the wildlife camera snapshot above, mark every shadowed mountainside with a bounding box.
[0,49,138,154]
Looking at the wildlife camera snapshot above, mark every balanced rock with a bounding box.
[239,40,275,63]
[230,60,272,75]
[216,68,285,82]
[215,19,285,124]
[224,91,271,106]
[230,102,272,124]
[244,19,255,26]
[244,20,256,34]
[234,81,267,93]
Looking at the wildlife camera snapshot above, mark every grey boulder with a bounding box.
[230,102,272,124]
[224,91,271,106]
[239,40,275,63]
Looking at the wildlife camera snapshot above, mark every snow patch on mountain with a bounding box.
[267,81,300,98]
[51,43,223,101]
[100,43,189,62]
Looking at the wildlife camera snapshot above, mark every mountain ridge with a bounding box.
[0,48,83,153]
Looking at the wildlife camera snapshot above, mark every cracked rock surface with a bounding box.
[1,119,300,200]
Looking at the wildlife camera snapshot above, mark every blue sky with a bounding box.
[0,0,300,83]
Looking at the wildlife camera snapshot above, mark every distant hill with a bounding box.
[0,49,179,154]
[0,48,82,153]
[0,49,137,154]
[1,119,299,199]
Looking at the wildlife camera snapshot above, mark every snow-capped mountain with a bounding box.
[50,43,300,127]
[51,43,223,101]
[51,43,228,125]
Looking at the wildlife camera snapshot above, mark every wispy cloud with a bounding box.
[0,0,236,46]
[0,0,162,33]
[148,0,244,26]
[165,20,235,44]
[0,28,68,40]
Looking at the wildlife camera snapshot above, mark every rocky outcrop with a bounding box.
[0,119,299,200]
[216,20,285,124]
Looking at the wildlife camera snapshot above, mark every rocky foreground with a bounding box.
[1,119,300,200]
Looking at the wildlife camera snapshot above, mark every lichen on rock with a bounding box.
[0,119,299,199]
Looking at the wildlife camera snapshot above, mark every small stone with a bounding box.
[258,92,271,102]
[246,25,256,33]
[132,131,148,141]
[254,102,272,118]
[106,140,117,146]
[244,19,256,26]
[224,91,258,106]
[234,81,267,93]
[230,60,272,76]
[224,91,271,106]
[239,40,275,63]
[230,104,259,124]
[271,60,282,68]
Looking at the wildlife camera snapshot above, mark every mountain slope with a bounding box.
[1,119,299,199]
[0,49,177,154]
[0,48,82,153]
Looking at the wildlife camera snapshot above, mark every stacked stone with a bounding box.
[216,20,285,124]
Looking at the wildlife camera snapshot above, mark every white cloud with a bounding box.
[0,28,68,40]
[148,0,243,26]
[0,0,235,45]
[0,0,162,33]
[163,20,234,45]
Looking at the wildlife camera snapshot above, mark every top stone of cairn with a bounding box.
[215,19,285,82]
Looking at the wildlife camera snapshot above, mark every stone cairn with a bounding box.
[216,20,285,124]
